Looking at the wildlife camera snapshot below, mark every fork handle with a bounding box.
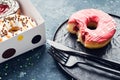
[67,51,120,71]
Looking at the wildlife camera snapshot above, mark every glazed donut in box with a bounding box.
[0,0,45,63]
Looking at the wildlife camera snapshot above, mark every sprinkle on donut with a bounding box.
[0,14,37,42]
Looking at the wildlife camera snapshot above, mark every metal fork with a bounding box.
[48,47,120,76]
[49,47,86,67]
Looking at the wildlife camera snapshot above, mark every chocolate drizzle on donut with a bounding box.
[8,26,20,32]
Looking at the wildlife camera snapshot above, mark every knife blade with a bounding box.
[47,39,86,54]
[47,39,120,71]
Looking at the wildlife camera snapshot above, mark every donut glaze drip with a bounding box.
[0,4,9,14]
[68,9,116,43]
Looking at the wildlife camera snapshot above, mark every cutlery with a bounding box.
[48,47,120,76]
[47,40,120,72]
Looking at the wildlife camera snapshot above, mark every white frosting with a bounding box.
[0,14,37,42]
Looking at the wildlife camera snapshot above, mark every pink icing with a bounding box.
[68,9,116,43]
[0,4,9,14]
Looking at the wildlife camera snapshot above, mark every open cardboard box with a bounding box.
[0,0,45,63]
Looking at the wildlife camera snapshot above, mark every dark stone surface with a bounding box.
[0,0,120,80]
[53,15,120,80]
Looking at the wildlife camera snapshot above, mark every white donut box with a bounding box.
[0,0,45,63]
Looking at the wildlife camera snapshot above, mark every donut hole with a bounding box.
[87,22,97,30]
[9,26,20,32]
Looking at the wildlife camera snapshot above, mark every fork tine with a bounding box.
[50,47,69,59]
[53,48,69,60]
[54,52,67,62]
[48,48,67,65]
[53,53,66,64]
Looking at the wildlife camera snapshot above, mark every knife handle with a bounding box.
[66,51,120,71]
[80,60,120,76]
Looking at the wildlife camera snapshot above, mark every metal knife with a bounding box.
[47,39,120,71]
[47,39,86,54]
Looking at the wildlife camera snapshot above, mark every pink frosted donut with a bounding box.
[67,9,116,49]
